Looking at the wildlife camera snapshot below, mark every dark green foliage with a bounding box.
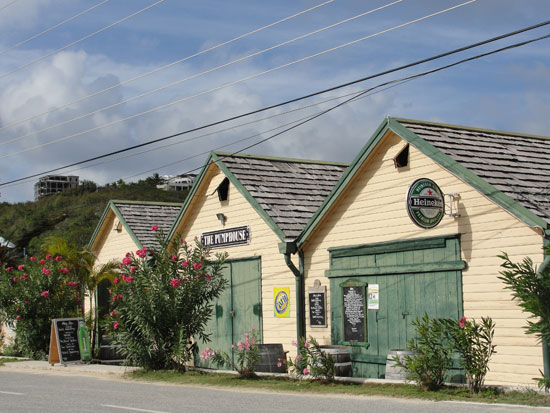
[0,254,81,359]
[394,314,453,391]
[440,317,496,393]
[105,233,228,371]
[0,177,188,256]
[499,250,550,391]
[287,336,336,382]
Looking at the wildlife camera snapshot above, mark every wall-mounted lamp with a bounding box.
[447,193,460,218]
[216,213,227,226]
[114,221,123,232]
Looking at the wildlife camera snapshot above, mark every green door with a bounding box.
[196,257,262,368]
[327,234,465,379]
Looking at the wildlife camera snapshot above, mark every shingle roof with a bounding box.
[396,119,550,225]
[220,154,348,239]
[113,201,181,249]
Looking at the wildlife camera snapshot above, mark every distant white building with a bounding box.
[156,174,196,192]
[34,175,79,201]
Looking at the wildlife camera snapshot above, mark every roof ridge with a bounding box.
[214,151,349,167]
[111,199,182,206]
[392,117,550,141]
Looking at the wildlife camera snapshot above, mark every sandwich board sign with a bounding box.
[48,318,92,365]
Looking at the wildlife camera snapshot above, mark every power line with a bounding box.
[0,0,334,135]
[0,0,110,57]
[0,0,18,12]
[1,26,547,189]
[0,0,165,81]
[0,0,476,159]
[0,0,403,148]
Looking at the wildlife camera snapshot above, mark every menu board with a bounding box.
[308,291,326,327]
[55,318,82,362]
[343,286,365,342]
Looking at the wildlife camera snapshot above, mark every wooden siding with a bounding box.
[170,165,298,351]
[302,130,544,386]
[92,210,140,267]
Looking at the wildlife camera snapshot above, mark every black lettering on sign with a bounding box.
[308,291,326,327]
[200,226,250,249]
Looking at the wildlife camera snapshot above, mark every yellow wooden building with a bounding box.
[292,117,549,386]
[166,152,347,366]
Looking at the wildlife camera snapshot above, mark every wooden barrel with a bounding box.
[385,349,415,380]
[255,344,287,373]
[320,345,352,377]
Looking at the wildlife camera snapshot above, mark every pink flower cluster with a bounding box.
[235,332,255,352]
[170,279,180,288]
[121,274,133,283]
[459,316,467,328]
[41,267,51,275]
[59,267,69,274]
[66,281,78,287]
[151,225,158,232]
[199,347,218,361]
[136,247,148,258]
[41,291,49,298]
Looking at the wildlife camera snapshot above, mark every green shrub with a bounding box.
[0,254,81,359]
[394,314,453,391]
[286,336,335,382]
[200,329,260,378]
[440,316,496,393]
[105,232,228,371]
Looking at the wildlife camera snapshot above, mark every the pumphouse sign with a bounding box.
[201,226,250,248]
[406,178,445,229]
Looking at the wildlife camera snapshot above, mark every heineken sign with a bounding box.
[406,178,445,228]
[201,226,250,249]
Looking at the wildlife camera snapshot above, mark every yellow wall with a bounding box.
[171,165,298,349]
[302,130,544,387]
[87,209,141,315]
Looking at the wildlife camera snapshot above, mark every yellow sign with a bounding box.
[273,287,290,318]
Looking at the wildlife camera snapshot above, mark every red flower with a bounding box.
[125,275,134,283]
[76,297,82,302]
[29,256,36,261]
[39,259,46,265]
[55,256,63,262]
[170,279,180,288]
[113,321,119,330]
[17,265,24,271]
[130,266,136,274]
[42,267,51,275]
[114,277,119,284]
[171,255,178,261]
[66,281,78,287]
[59,268,69,274]
[193,263,202,270]
[459,316,466,328]
[122,257,132,266]
[16,315,20,320]
[41,291,50,298]
[12,277,17,282]
[182,261,189,268]
[206,274,211,281]
[45,254,52,260]
[6,267,13,272]
[151,225,158,232]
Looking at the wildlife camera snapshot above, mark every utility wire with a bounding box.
[0,0,476,158]
[0,0,402,148]
[0,0,110,57]
[0,0,18,12]
[0,0,334,135]
[0,0,165,81]
[1,29,547,189]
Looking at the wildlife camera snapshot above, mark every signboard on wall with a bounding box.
[200,226,250,249]
[48,318,91,365]
[406,178,445,229]
[367,284,379,310]
[273,287,290,318]
[308,280,326,328]
[342,284,366,342]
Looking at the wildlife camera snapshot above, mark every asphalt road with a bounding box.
[0,370,548,413]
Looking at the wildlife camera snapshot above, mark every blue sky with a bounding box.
[0,0,548,203]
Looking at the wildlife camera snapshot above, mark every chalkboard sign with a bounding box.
[48,317,90,365]
[309,291,326,327]
[343,285,366,342]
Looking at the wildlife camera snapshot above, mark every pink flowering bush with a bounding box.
[285,336,335,382]
[200,329,260,378]
[105,230,228,371]
[0,254,81,359]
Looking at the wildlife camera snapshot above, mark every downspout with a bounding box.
[279,241,305,341]
[539,235,550,381]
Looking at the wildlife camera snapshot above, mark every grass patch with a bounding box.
[0,358,23,367]
[127,370,550,407]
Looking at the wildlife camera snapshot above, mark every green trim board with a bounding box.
[326,261,467,278]
[296,116,548,247]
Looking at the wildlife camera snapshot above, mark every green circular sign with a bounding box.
[406,178,445,228]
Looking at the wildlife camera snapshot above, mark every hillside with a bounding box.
[0,178,188,256]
